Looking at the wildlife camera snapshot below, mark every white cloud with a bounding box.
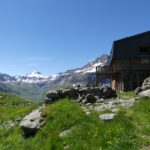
[9,63,40,68]
[26,63,40,67]
[27,56,52,61]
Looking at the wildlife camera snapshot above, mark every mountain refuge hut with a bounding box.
[96,31,150,91]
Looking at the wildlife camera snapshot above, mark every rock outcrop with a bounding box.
[137,76,150,98]
[139,89,150,98]
[20,108,46,137]
[45,86,117,104]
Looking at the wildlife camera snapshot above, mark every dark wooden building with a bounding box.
[96,31,150,91]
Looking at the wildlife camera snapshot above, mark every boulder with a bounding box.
[99,113,116,121]
[142,76,150,91]
[46,90,59,100]
[20,108,46,137]
[139,89,150,98]
[56,89,63,97]
[135,87,142,95]
[62,88,78,98]
[90,87,102,96]
[86,94,97,103]
[45,97,52,104]
[102,86,117,98]
[79,87,90,95]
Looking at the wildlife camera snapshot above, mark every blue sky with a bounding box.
[0,0,150,76]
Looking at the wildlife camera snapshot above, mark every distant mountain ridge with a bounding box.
[0,54,109,102]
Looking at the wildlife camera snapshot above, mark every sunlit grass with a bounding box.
[0,93,149,149]
[118,91,136,99]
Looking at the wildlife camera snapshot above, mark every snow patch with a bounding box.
[26,71,48,78]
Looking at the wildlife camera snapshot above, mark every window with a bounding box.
[139,46,150,55]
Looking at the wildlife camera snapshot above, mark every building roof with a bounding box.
[114,31,150,43]
[110,31,150,60]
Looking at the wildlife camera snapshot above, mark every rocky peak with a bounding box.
[26,71,47,78]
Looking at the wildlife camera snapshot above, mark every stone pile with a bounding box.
[45,86,117,104]
[81,98,135,116]
[135,76,150,98]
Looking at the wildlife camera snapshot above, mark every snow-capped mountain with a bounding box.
[0,54,110,102]
[49,54,110,87]
[0,54,109,85]
[67,54,109,74]
[26,71,48,78]
[0,73,16,83]
[14,71,49,84]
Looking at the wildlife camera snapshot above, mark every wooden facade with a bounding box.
[96,31,150,91]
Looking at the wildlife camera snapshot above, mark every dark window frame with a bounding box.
[139,46,150,55]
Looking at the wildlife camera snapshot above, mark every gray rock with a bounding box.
[119,99,135,107]
[45,97,52,104]
[97,98,104,103]
[99,113,116,121]
[142,85,150,91]
[139,89,150,98]
[79,87,89,95]
[90,87,102,96]
[46,90,58,99]
[102,86,117,98]
[135,87,142,95]
[142,77,150,91]
[85,103,91,106]
[86,94,97,103]
[59,128,73,138]
[62,89,78,98]
[76,95,85,103]
[20,108,46,137]
[82,99,87,104]
[56,89,63,96]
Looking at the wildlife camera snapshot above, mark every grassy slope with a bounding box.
[0,92,149,150]
[0,83,47,103]
[0,93,36,120]
[0,93,36,150]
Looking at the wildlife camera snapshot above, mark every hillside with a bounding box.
[0,93,35,117]
[0,82,47,103]
[0,92,149,150]
[0,93,35,131]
